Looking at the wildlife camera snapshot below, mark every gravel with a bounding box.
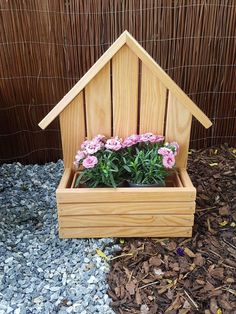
[0,161,119,313]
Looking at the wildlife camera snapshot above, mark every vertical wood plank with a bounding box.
[165,92,192,168]
[112,44,139,137]
[85,63,111,138]
[140,63,167,134]
[59,92,85,169]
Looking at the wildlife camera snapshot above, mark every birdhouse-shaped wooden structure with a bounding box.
[39,31,212,239]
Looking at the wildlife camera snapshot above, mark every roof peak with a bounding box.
[39,30,211,130]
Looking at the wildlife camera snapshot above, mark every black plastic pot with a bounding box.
[128,181,166,187]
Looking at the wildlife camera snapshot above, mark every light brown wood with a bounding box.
[125,31,212,129]
[57,168,73,189]
[59,214,194,228]
[85,63,111,138]
[59,226,192,238]
[140,63,167,134]
[165,92,192,168]
[179,169,194,187]
[59,92,85,168]
[38,31,126,129]
[39,30,211,130]
[56,187,196,203]
[112,44,139,137]
[58,202,195,215]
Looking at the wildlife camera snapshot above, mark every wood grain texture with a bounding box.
[165,92,192,168]
[125,31,212,129]
[85,62,111,138]
[59,226,193,238]
[59,214,194,228]
[140,63,167,134]
[58,202,195,215]
[56,187,196,203]
[179,169,195,187]
[39,32,126,129]
[59,92,85,168]
[57,168,73,189]
[112,44,139,137]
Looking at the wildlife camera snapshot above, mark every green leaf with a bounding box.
[75,172,85,187]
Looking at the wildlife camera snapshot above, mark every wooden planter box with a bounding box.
[39,31,211,238]
[56,168,196,238]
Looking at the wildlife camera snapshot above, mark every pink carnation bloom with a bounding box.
[82,156,98,169]
[83,140,103,154]
[153,135,165,143]
[105,136,122,151]
[122,134,140,148]
[170,141,179,156]
[158,147,173,156]
[81,140,89,150]
[93,134,106,143]
[140,133,157,143]
[163,153,175,169]
[75,150,87,162]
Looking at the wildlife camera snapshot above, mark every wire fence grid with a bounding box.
[0,0,235,164]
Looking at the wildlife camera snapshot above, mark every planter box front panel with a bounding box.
[56,169,196,238]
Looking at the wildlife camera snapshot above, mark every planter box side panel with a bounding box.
[59,227,192,238]
[56,169,196,238]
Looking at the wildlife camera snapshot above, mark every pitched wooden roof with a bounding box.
[39,30,212,129]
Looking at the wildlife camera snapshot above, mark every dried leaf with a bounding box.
[149,256,162,266]
[209,267,224,279]
[193,253,205,266]
[166,241,177,251]
[219,220,228,227]
[135,288,142,305]
[125,281,136,295]
[219,206,230,216]
[96,249,109,261]
[184,247,196,257]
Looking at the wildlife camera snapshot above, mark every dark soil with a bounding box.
[107,144,236,314]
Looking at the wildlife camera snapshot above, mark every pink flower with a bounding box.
[81,140,89,150]
[93,134,106,143]
[105,136,122,151]
[163,153,175,169]
[170,141,179,156]
[140,133,157,143]
[122,134,140,148]
[75,150,87,162]
[82,156,98,169]
[83,140,103,154]
[158,147,173,156]
[153,135,165,143]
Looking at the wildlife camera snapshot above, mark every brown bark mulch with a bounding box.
[107,144,236,314]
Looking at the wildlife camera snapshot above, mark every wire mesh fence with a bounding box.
[0,0,235,164]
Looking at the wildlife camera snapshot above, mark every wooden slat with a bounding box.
[59,92,85,168]
[179,169,194,187]
[39,32,126,129]
[140,63,167,134]
[85,63,111,138]
[165,92,192,168]
[58,169,73,189]
[112,44,139,137]
[58,202,195,215]
[59,214,194,228]
[59,226,192,238]
[56,187,196,203]
[125,31,212,129]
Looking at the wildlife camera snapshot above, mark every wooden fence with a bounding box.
[0,0,235,164]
